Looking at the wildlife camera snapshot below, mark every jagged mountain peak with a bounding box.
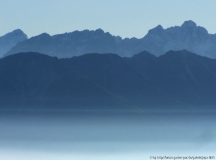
[1,29,27,39]
[12,29,27,35]
[155,24,164,30]
[147,24,164,35]
[36,32,50,37]
[0,29,28,57]
[68,28,106,35]
[28,33,51,42]
[95,28,105,34]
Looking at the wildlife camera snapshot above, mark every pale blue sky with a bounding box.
[0,0,216,38]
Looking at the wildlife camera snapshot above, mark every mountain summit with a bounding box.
[181,20,197,28]
[4,21,216,58]
[0,29,27,57]
[138,20,211,57]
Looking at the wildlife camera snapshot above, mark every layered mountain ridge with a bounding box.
[1,50,216,110]
[4,20,216,58]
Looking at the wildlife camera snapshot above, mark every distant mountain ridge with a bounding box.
[0,29,27,57]
[136,20,214,57]
[1,50,216,110]
[4,20,216,58]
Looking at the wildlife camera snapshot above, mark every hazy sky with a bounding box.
[0,0,216,38]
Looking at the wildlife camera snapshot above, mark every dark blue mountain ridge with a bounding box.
[1,50,216,111]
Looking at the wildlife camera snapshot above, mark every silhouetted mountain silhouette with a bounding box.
[1,50,216,110]
[5,20,216,58]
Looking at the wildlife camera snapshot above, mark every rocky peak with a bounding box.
[32,33,51,40]
[147,25,164,35]
[12,29,28,38]
[0,29,28,57]
[1,29,28,40]
[181,20,197,28]
[95,28,104,35]
[179,20,209,40]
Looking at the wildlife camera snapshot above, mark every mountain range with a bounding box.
[1,50,216,111]
[3,20,216,59]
